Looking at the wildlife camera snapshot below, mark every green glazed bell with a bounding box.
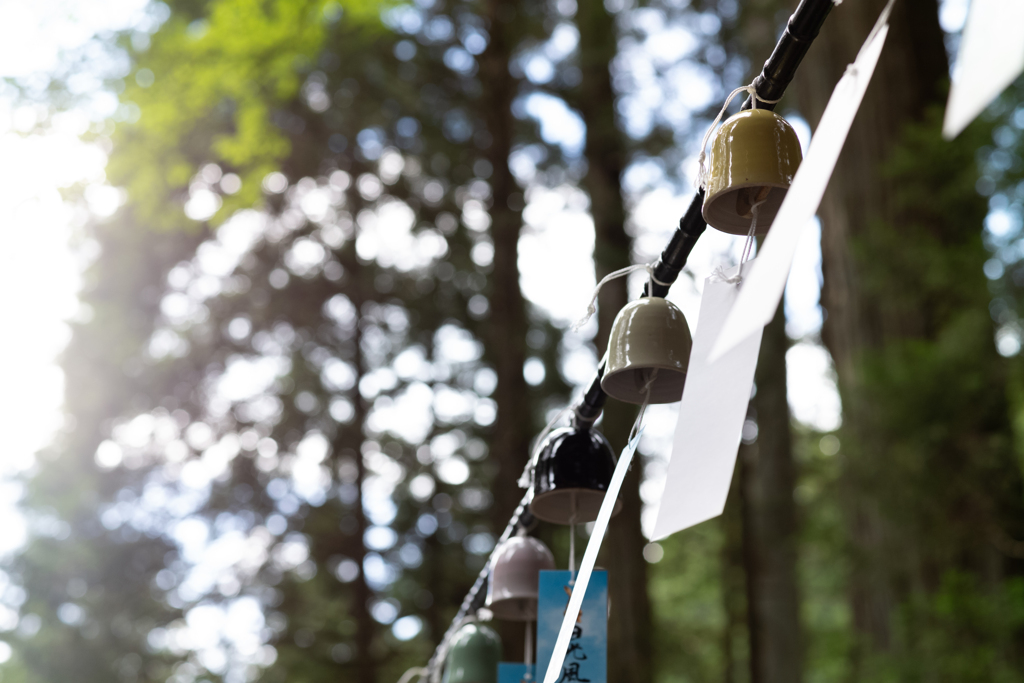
[443,622,502,683]
[702,108,803,236]
[601,297,692,405]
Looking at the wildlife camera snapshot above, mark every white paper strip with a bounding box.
[651,264,763,540]
[943,0,1024,140]
[708,22,890,363]
[541,428,643,683]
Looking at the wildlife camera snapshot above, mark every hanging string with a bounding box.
[695,84,781,191]
[569,522,576,577]
[568,495,577,581]
[397,668,429,683]
[711,197,768,285]
[572,263,672,332]
[629,368,658,446]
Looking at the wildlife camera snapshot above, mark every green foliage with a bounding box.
[12,1,573,682]
[835,100,1024,678]
[794,428,854,683]
[893,573,1024,681]
[110,0,386,228]
[984,82,1024,486]
[648,521,729,683]
[11,214,203,683]
[18,3,1024,683]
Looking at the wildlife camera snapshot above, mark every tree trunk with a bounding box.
[573,3,654,681]
[479,0,531,661]
[793,0,951,657]
[742,307,802,683]
[722,462,750,683]
[343,257,377,683]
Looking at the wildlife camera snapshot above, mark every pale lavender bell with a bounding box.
[485,531,555,621]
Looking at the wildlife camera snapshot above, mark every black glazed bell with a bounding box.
[529,426,623,525]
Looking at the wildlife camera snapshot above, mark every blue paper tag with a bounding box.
[535,569,607,683]
[498,663,536,683]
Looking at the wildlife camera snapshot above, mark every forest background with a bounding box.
[0,0,1022,682]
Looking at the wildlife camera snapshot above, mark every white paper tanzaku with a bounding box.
[943,0,1024,140]
[708,21,890,363]
[651,264,764,540]
[541,428,643,683]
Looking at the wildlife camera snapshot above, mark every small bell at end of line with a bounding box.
[443,622,502,683]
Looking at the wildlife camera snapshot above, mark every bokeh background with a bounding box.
[0,0,1022,681]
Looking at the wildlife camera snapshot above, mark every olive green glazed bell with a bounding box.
[601,297,692,405]
[702,108,802,236]
[443,622,502,683]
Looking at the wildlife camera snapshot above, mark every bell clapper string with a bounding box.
[629,368,658,447]
[525,620,534,671]
[572,263,673,332]
[696,84,781,191]
[569,522,576,580]
[738,197,768,278]
[568,493,577,585]
[713,196,769,286]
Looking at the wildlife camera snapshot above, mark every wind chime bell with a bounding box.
[601,296,693,405]
[702,108,803,236]
[529,424,622,525]
[485,532,555,621]
[442,622,502,683]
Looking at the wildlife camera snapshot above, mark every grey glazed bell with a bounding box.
[601,297,692,404]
